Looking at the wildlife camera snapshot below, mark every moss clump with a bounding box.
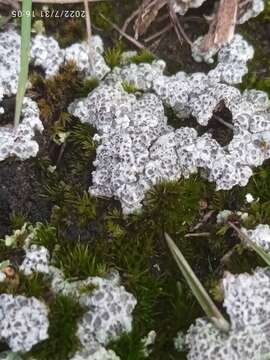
[63,120,97,177]
[74,77,99,97]
[110,331,146,360]
[54,243,107,279]
[104,43,123,68]
[122,81,141,94]
[127,50,156,64]
[24,295,85,360]
[31,62,80,123]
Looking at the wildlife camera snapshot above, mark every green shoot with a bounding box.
[165,232,230,332]
[14,0,32,127]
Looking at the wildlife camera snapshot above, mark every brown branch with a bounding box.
[144,23,172,43]
[121,8,140,39]
[99,13,147,50]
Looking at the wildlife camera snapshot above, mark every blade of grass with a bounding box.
[228,221,270,266]
[165,232,230,332]
[14,0,32,127]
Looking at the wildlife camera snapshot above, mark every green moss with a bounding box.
[139,177,209,236]
[91,2,116,31]
[54,243,106,279]
[127,50,156,64]
[31,62,80,123]
[62,119,97,177]
[104,43,123,68]
[122,81,141,94]
[25,295,84,360]
[110,331,146,360]
[74,77,99,97]
[240,9,270,95]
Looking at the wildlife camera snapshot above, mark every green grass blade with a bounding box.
[229,222,270,266]
[14,0,32,127]
[165,232,230,332]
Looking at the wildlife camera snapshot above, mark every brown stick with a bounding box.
[167,0,192,46]
[99,13,147,50]
[144,23,172,43]
[121,8,140,38]
[83,0,94,71]
[84,0,92,43]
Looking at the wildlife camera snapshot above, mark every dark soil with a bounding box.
[0,159,51,237]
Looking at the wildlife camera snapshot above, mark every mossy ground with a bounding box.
[0,1,270,359]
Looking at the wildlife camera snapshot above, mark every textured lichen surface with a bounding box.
[0,0,270,359]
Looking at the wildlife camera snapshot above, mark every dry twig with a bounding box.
[100,13,147,50]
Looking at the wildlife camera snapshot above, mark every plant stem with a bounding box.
[14,0,32,127]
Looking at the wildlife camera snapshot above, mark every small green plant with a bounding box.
[14,0,32,127]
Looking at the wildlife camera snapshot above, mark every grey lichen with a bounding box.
[182,267,270,359]
[0,294,49,352]
[243,224,270,253]
[31,34,110,80]
[0,98,43,162]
